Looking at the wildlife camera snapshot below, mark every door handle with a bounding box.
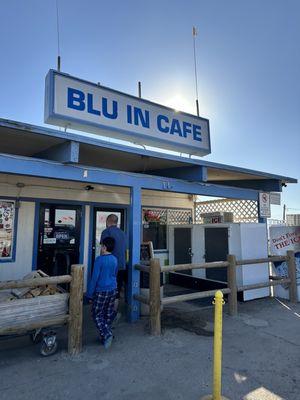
[188,248,194,257]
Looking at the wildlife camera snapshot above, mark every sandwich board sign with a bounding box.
[44,70,211,156]
[269,225,300,301]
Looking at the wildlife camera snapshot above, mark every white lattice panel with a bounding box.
[142,208,193,225]
[168,209,193,225]
[195,199,258,223]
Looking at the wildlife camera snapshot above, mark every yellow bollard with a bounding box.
[200,290,230,400]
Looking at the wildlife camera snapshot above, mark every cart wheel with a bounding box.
[39,336,58,356]
[30,332,43,344]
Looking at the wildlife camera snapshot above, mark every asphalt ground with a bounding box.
[0,297,299,400]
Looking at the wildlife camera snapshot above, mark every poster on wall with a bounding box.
[0,200,15,259]
[55,209,76,227]
[269,225,300,298]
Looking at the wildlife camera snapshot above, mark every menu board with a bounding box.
[0,201,15,259]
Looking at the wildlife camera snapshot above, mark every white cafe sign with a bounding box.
[44,70,211,156]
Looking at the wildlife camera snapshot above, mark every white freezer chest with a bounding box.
[168,223,269,301]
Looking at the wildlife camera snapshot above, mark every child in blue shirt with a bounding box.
[86,236,118,349]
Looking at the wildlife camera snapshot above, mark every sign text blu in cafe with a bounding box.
[44,70,211,156]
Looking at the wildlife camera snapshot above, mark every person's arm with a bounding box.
[86,257,102,299]
[100,228,109,244]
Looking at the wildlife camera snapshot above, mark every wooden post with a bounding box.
[287,250,298,303]
[227,254,238,316]
[149,258,161,335]
[68,264,84,355]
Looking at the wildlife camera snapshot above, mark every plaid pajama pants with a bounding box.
[92,290,117,341]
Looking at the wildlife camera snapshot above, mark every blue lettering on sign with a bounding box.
[87,93,101,116]
[127,105,150,128]
[193,125,202,141]
[157,115,201,142]
[66,88,203,145]
[157,115,169,133]
[67,88,118,119]
[182,121,192,137]
[127,105,132,124]
[102,97,118,119]
[68,88,85,111]
[133,107,150,128]
[170,119,183,137]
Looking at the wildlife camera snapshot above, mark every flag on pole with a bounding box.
[192,26,197,36]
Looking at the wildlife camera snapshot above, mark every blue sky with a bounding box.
[0,0,299,218]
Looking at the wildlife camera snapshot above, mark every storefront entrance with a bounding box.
[91,207,126,266]
[37,203,82,276]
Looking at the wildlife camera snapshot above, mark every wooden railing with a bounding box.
[0,264,84,355]
[135,251,297,335]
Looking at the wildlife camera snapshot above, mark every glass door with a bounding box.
[92,208,126,265]
[37,203,82,276]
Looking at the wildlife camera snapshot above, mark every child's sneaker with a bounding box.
[103,335,113,350]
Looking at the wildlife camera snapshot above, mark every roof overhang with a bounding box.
[0,118,297,192]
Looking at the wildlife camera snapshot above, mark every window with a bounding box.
[143,209,167,250]
[142,208,193,251]
[0,200,15,260]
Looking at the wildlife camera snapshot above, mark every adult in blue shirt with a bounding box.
[101,214,127,301]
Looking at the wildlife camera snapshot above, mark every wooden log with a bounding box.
[235,255,286,266]
[269,275,284,281]
[227,255,238,316]
[68,264,84,355]
[134,294,150,305]
[161,261,229,273]
[0,294,69,328]
[0,275,72,290]
[0,315,69,335]
[149,259,161,335]
[162,288,231,305]
[237,278,291,292]
[287,250,298,303]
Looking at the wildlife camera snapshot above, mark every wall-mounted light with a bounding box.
[84,185,94,191]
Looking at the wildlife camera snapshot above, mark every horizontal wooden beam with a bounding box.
[162,261,229,273]
[162,288,231,305]
[0,315,69,335]
[238,278,291,292]
[235,256,287,266]
[0,275,72,290]
[134,294,150,305]
[134,264,150,273]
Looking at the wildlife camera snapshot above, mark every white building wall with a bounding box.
[142,189,192,209]
[0,178,193,209]
[0,175,193,281]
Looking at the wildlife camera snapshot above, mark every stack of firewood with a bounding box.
[0,270,64,302]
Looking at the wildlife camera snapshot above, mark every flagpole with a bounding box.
[193,26,200,116]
